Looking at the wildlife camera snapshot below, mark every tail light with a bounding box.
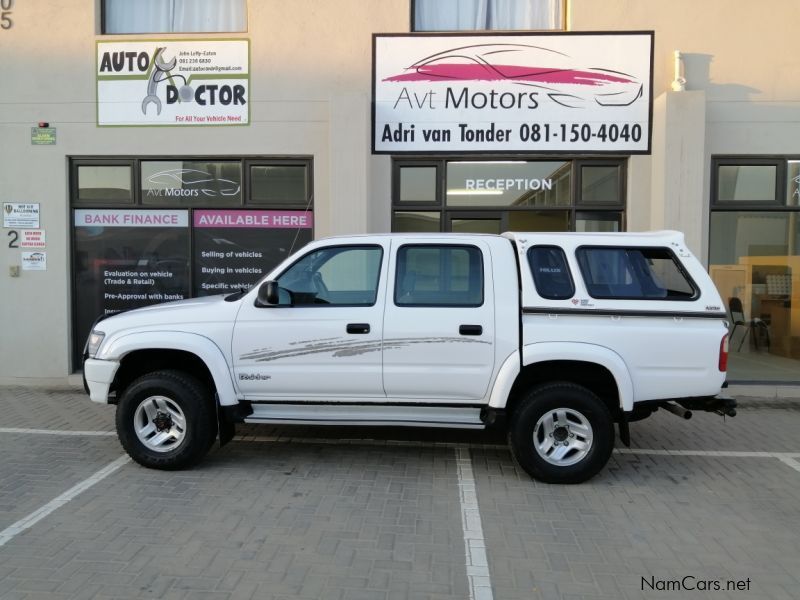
[718,334,729,372]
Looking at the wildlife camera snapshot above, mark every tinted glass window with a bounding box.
[141,160,242,205]
[77,166,132,203]
[527,246,574,300]
[576,247,697,300]
[250,165,309,205]
[395,245,483,306]
[277,246,382,306]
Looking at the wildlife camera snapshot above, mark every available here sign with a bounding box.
[373,32,653,154]
[97,40,249,126]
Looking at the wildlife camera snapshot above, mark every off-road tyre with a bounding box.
[508,382,614,484]
[116,370,215,470]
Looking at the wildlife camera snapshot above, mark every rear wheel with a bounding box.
[508,382,614,484]
[116,370,215,470]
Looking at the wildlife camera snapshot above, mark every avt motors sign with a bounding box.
[373,32,653,154]
[97,40,249,126]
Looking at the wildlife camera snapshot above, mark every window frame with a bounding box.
[410,0,567,32]
[575,245,700,301]
[245,159,314,209]
[100,0,248,35]
[392,156,626,233]
[71,159,136,205]
[710,157,786,209]
[394,243,485,308]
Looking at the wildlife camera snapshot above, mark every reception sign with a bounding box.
[97,39,249,126]
[373,32,653,154]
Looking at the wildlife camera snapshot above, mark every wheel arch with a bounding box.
[103,332,238,406]
[491,342,634,416]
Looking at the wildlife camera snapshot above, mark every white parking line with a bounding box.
[0,428,116,436]
[456,446,493,600]
[0,455,131,548]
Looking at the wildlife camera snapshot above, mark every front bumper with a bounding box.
[83,358,120,404]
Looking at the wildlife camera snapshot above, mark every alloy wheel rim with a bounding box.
[133,395,187,453]
[533,407,593,466]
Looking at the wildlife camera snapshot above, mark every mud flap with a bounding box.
[217,402,235,447]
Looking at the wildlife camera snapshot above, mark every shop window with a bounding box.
[786,160,800,206]
[393,158,625,234]
[579,165,622,205]
[76,165,133,203]
[394,211,441,232]
[249,164,309,206]
[70,155,312,367]
[103,0,247,34]
[446,161,570,208]
[395,245,484,307]
[508,210,569,231]
[413,0,563,31]
[576,212,621,232]
[399,166,438,203]
[141,160,242,206]
[710,156,800,383]
[576,247,697,300]
[716,164,778,203]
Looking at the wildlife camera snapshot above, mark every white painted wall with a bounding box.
[1,0,797,379]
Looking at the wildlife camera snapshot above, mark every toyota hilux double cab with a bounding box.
[83,231,735,483]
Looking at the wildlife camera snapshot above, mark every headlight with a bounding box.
[86,331,106,357]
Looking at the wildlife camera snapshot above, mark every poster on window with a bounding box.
[193,210,313,296]
[373,32,653,154]
[97,40,249,126]
[73,209,191,363]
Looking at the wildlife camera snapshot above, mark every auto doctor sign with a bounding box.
[97,40,249,126]
[373,32,653,154]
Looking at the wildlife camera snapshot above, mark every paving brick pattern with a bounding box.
[0,386,799,600]
[0,386,114,432]
[471,448,800,600]
[0,435,121,531]
[0,440,469,600]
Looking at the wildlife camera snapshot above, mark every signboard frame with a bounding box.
[96,38,251,128]
[372,31,654,155]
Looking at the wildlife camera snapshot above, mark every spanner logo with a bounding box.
[142,47,193,116]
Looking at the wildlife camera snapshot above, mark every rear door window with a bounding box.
[576,247,698,300]
[527,246,575,300]
[395,245,483,307]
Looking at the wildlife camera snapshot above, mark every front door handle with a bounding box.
[347,323,370,334]
[459,324,483,336]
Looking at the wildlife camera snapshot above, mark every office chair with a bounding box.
[728,297,770,351]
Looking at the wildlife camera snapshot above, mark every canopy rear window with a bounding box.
[576,247,698,300]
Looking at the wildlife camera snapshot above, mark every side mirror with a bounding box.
[257,280,280,306]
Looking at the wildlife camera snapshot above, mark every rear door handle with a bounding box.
[347,323,370,334]
[459,324,483,336]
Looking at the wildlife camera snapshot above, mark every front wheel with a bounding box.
[116,370,215,470]
[508,382,614,484]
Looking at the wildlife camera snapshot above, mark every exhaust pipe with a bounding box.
[661,402,692,420]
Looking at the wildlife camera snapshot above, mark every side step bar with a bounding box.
[243,403,486,429]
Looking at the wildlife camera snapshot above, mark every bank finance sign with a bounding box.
[373,32,653,154]
[97,40,249,126]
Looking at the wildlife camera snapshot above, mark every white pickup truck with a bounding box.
[84,231,735,483]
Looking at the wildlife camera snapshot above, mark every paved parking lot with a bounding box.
[0,385,799,600]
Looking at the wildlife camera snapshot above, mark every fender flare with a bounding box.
[100,331,238,406]
[489,342,634,411]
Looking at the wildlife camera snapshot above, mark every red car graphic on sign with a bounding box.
[383,44,644,108]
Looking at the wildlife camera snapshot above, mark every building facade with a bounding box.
[1,0,799,383]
